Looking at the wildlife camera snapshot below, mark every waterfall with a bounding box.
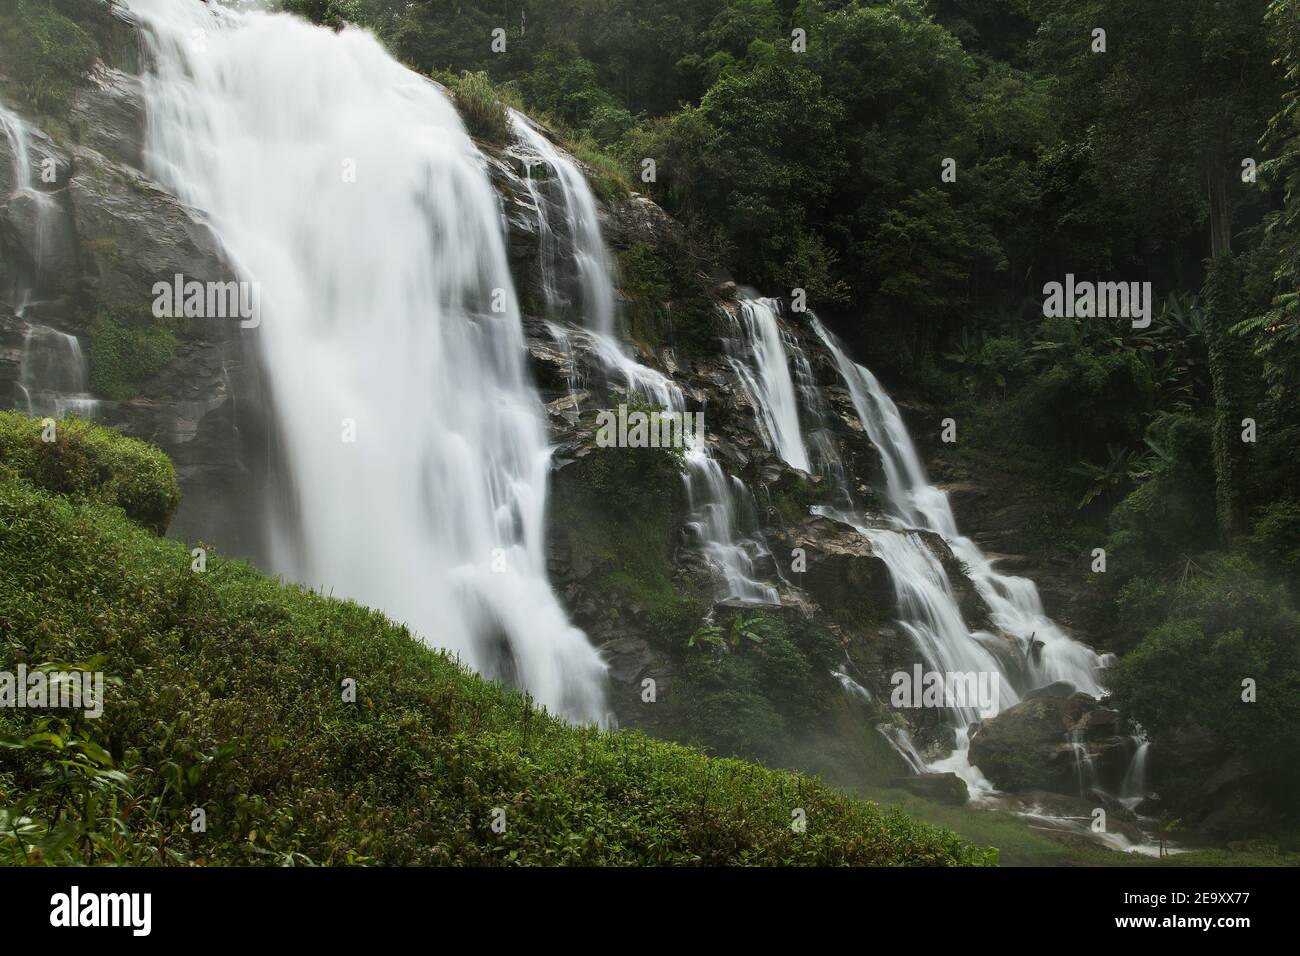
[2,104,95,419]
[508,122,778,606]
[804,316,1105,791]
[711,295,1104,792]
[1120,737,1151,809]
[509,114,616,339]
[810,316,1105,698]
[0,104,35,195]
[123,0,607,722]
[725,298,811,472]
[0,104,58,290]
[16,325,99,419]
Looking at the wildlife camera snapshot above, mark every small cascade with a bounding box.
[2,104,92,419]
[725,297,811,472]
[878,724,928,775]
[832,663,872,701]
[16,322,99,418]
[508,127,780,607]
[1068,726,1097,794]
[509,113,616,338]
[684,453,780,605]
[0,104,60,299]
[1120,737,1152,809]
[0,104,35,193]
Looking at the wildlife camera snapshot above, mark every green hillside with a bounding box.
[0,413,993,866]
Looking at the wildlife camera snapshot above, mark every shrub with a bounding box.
[0,466,992,866]
[0,411,180,533]
[452,70,511,144]
[1109,554,1300,771]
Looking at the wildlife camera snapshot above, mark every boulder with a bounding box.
[892,772,969,806]
[769,515,895,621]
[968,691,1130,794]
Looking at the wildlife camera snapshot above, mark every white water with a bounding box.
[726,298,811,472]
[510,114,616,339]
[811,317,1105,699]
[124,0,606,721]
[508,127,779,607]
[1120,737,1151,809]
[0,104,35,194]
[705,306,1105,794]
[16,324,99,418]
[2,104,96,419]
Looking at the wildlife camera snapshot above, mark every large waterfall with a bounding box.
[124,0,607,722]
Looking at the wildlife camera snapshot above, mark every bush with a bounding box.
[1109,554,1300,770]
[451,70,511,143]
[0,412,180,533]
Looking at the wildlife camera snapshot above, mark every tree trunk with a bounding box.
[1203,250,1249,542]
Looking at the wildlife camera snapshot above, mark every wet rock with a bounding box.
[69,65,146,170]
[892,772,969,806]
[968,691,1130,794]
[769,515,895,620]
[68,146,231,318]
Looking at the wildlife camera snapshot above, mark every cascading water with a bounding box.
[124,0,606,722]
[712,292,1106,792]
[15,325,99,419]
[510,114,616,339]
[811,316,1106,697]
[2,105,95,419]
[807,315,1105,791]
[725,297,811,472]
[1120,737,1151,809]
[508,118,778,606]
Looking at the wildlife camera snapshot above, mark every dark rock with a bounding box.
[68,146,232,319]
[968,691,1130,794]
[892,772,969,806]
[69,65,147,170]
[1023,680,1078,702]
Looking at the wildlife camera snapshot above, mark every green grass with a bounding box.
[0,416,994,866]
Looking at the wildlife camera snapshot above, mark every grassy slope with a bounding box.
[0,414,992,866]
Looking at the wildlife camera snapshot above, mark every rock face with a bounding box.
[0,48,268,561]
[968,687,1131,794]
